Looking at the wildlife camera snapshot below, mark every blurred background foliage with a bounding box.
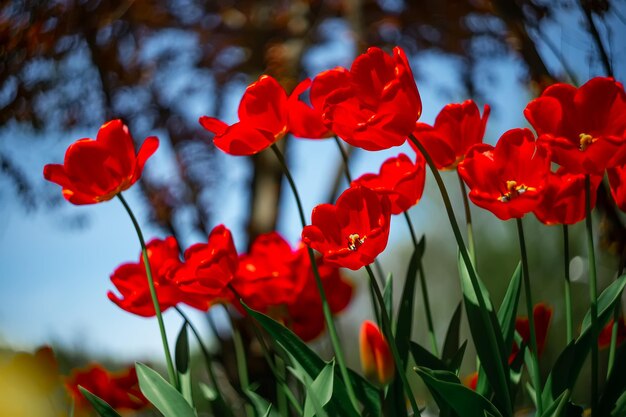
[2,0,626,414]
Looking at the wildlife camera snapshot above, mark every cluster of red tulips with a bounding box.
[41,45,626,417]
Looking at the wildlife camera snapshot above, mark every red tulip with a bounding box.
[175,224,239,300]
[287,249,353,341]
[310,46,421,150]
[65,364,148,412]
[231,232,308,311]
[229,232,353,341]
[511,303,553,360]
[360,321,394,385]
[411,100,490,170]
[598,317,626,349]
[608,164,626,212]
[43,119,158,205]
[458,128,550,220]
[288,78,332,139]
[525,77,626,174]
[302,185,391,270]
[351,153,426,215]
[464,372,478,391]
[107,237,210,317]
[533,168,602,225]
[199,75,288,155]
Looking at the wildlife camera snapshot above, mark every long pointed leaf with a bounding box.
[415,367,503,417]
[458,253,511,415]
[175,322,194,407]
[442,302,463,364]
[542,274,626,406]
[78,387,122,417]
[243,302,379,417]
[136,362,197,417]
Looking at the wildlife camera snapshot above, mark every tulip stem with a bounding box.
[404,212,438,356]
[409,133,512,415]
[365,265,421,416]
[174,306,231,415]
[117,193,178,389]
[607,305,620,378]
[585,175,599,416]
[269,144,360,412]
[230,317,255,417]
[333,135,353,183]
[562,225,573,344]
[515,218,544,415]
[458,171,476,263]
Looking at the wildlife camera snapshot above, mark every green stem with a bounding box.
[269,144,359,412]
[276,356,289,417]
[229,285,304,416]
[231,317,254,417]
[563,225,573,344]
[333,135,353,183]
[585,175,598,415]
[607,305,620,378]
[409,134,511,414]
[457,171,476,263]
[515,218,544,415]
[117,193,178,388]
[404,212,438,356]
[174,307,227,405]
[365,265,421,416]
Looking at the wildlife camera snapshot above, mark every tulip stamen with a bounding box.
[579,133,597,151]
[499,180,535,202]
[348,233,366,251]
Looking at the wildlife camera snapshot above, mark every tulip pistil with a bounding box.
[579,133,597,151]
[348,233,366,251]
[499,180,534,202]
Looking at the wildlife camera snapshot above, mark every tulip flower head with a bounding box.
[533,168,602,225]
[608,164,626,212]
[351,153,426,215]
[175,224,239,301]
[43,119,158,205]
[310,46,421,150]
[598,317,626,349]
[525,77,626,174]
[65,364,148,413]
[360,320,394,386]
[511,303,553,360]
[288,78,333,139]
[458,128,550,220]
[302,185,391,270]
[108,237,211,317]
[230,232,353,341]
[200,75,289,156]
[411,99,490,170]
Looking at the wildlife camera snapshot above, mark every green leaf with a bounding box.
[386,238,424,417]
[599,342,626,415]
[612,390,626,416]
[395,237,425,365]
[175,322,194,407]
[447,340,468,374]
[78,386,122,417]
[243,302,379,417]
[497,263,522,352]
[442,302,463,364]
[303,361,334,417]
[458,253,511,416]
[542,274,626,407]
[539,390,570,417]
[414,367,503,417]
[244,387,280,417]
[383,272,393,327]
[136,362,197,417]
[410,341,448,371]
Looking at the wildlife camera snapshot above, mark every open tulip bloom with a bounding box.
[43,48,626,417]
